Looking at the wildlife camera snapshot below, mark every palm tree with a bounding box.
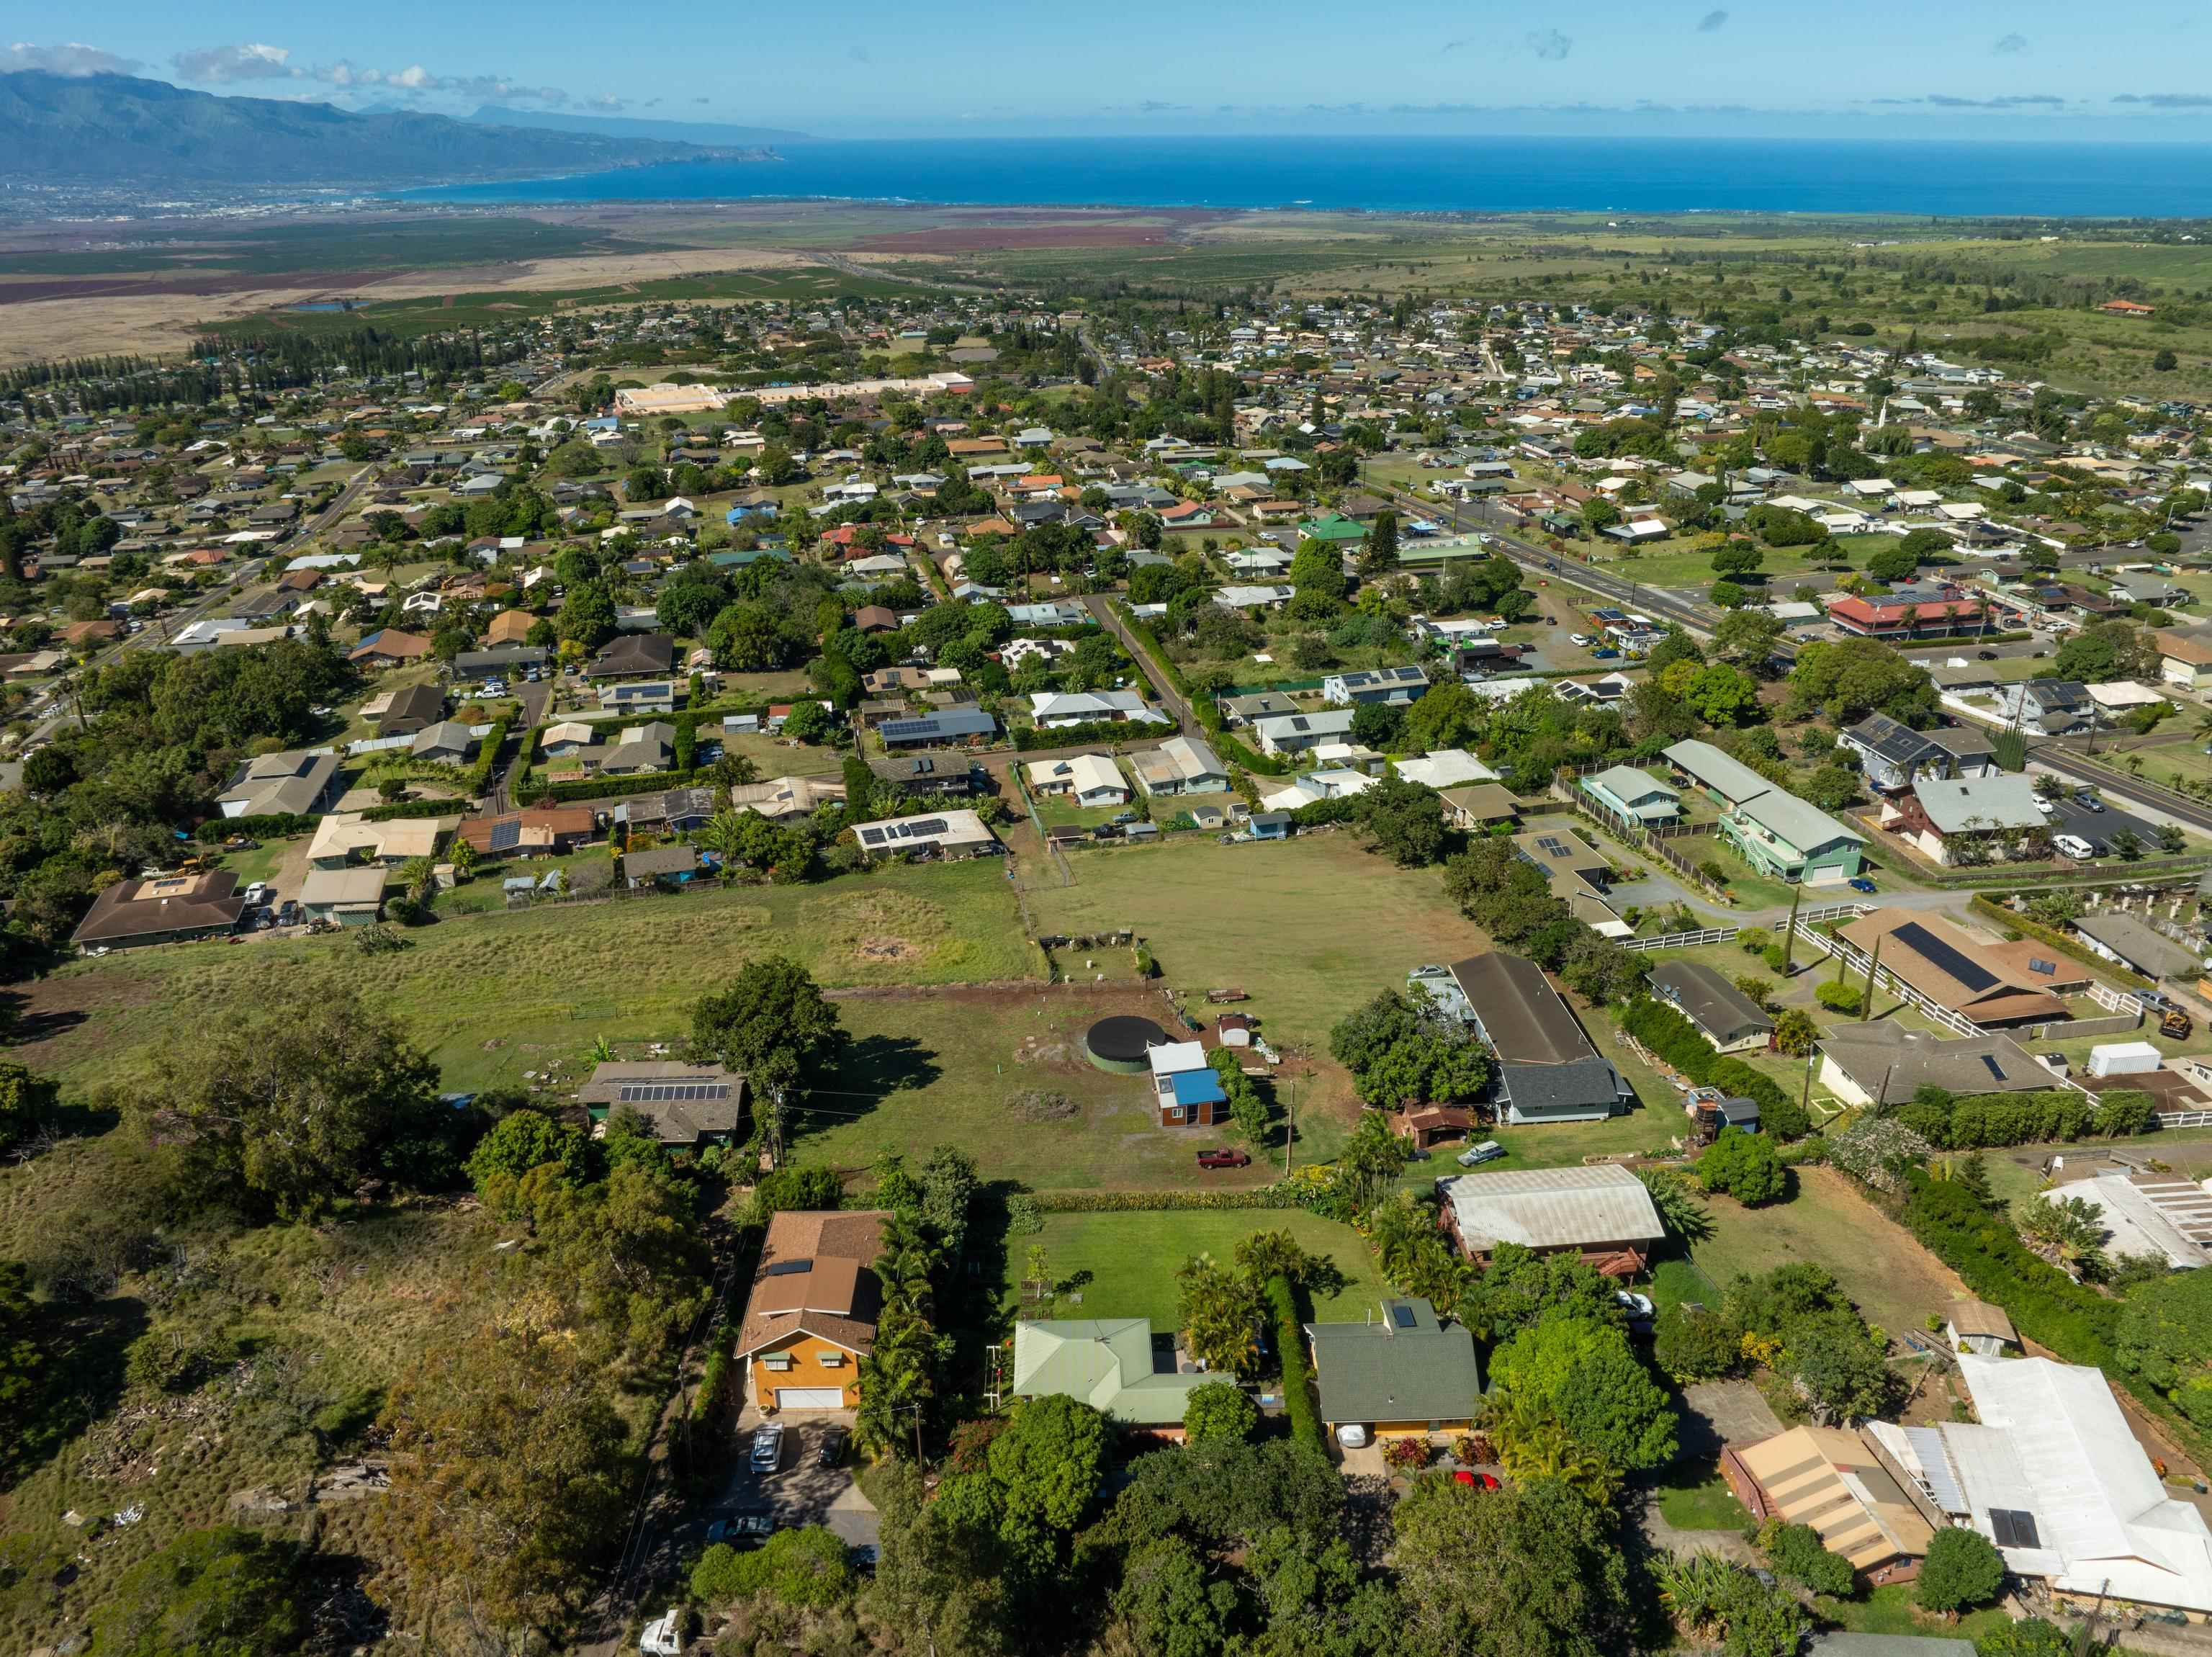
[2015,1195,2108,1280]
[588,1033,617,1064]
[1483,1391,1620,1506]
[397,856,437,902]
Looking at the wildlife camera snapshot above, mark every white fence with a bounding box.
[1640,926,1740,951]
[2158,1109,2212,1129]
[1789,912,1984,1040]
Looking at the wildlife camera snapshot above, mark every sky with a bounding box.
[5,1,2212,141]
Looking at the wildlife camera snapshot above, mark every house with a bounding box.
[600,722,676,776]
[1869,1356,2212,1622]
[71,868,246,949]
[1128,735,1231,796]
[1030,690,1169,729]
[2154,626,2212,691]
[306,812,445,869]
[1221,691,1300,727]
[1321,666,1430,707]
[1010,1319,1215,1430]
[876,709,998,748]
[217,750,341,818]
[1880,774,2045,865]
[1923,724,1997,781]
[1435,1164,1667,1277]
[376,681,446,736]
[348,627,433,669]
[852,809,1000,862]
[2072,912,2203,982]
[1251,708,1358,757]
[617,786,719,833]
[621,845,700,887]
[1248,812,1292,840]
[1025,753,1130,807]
[484,609,538,647]
[1580,765,1681,826]
[600,680,679,716]
[1665,739,1866,884]
[1836,909,2067,1024]
[456,806,597,857]
[729,776,849,820]
[1148,1040,1228,1128]
[868,753,983,796]
[451,645,549,680]
[540,721,598,762]
[1304,1298,1483,1441]
[1649,960,1773,1054]
[585,632,676,681]
[1840,714,1953,795]
[1393,750,1500,790]
[298,866,387,927]
[735,1209,886,1412]
[1815,1022,2053,1108]
[1825,591,1984,639]
[1446,952,1633,1123]
[575,1060,745,1148]
[2039,1169,2212,1270]
[1995,680,2096,737]
[1721,1425,1933,1587]
[1945,1301,2020,1357]
[410,720,481,765]
[1439,783,1521,831]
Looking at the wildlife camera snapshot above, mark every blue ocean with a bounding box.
[400,135,2212,217]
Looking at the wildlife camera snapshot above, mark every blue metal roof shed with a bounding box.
[1169,1070,1228,1107]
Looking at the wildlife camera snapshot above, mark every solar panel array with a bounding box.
[1990,1509,2041,1550]
[488,818,523,853]
[2027,957,2057,976]
[1536,835,1573,860]
[1892,920,1999,992]
[763,1259,811,1277]
[617,1081,732,1103]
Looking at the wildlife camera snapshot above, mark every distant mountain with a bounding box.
[0,71,769,189]
[470,105,809,146]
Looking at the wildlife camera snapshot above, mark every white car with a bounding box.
[2034,796,2056,815]
[1335,1423,1372,1449]
[1568,633,1592,647]
[640,1608,684,1656]
[2054,833,2096,860]
[750,1422,785,1473]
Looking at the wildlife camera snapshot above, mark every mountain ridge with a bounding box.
[0,71,775,189]
[468,104,809,147]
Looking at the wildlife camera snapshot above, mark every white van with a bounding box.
[2054,833,2096,860]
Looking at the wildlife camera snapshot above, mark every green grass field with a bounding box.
[19,861,1040,1096]
[1651,1461,1754,1532]
[1022,834,1491,1050]
[998,1209,1386,1330]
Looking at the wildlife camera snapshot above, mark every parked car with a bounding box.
[750,1423,785,1474]
[707,1512,775,1543]
[1616,1290,1656,1331]
[1452,1470,1503,1490]
[2075,790,2103,811]
[276,900,300,926]
[640,1609,685,1656]
[1197,1148,1251,1169]
[817,1426,849,1469]
[2054,833,2096,860]
[1568,633,1592,647]
[1457,1140,1506,1168]
[1335,1423,1372,1449]
[1977,649,1999,660]
[1846,876,1877,894]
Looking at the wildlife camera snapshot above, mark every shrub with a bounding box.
[1382,1436,1431,1472]
[1899,1172,2120,1366]
[1761,945,1790,975]
[1265,1274,1326,1455]
[1653,1304,1740,1383]
[1917,1525,2005,1614]
[1698,1128,1789,1205]
[690,1525,853,1609]
[1182,1381,1259,1446]
[1814,982,1862,1015]
[1759,1519,1856,1597]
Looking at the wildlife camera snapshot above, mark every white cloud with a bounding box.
[171,42,296,83]
[4,40,141,75]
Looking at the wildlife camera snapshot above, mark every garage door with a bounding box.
[775,1387,845,1410]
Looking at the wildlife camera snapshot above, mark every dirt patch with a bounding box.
[1009,1089,1079,1122]
[855,935,922,962]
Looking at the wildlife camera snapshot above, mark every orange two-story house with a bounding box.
[735,1209,888,1413]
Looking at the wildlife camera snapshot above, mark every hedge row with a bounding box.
[1012,719,1143,753]
[1266,1273,1326,1455]
[1617,996,1806,1138]
[1897,1169,2121,1365]
[1894,1087,2157,1150]
[1030,1187,1306,1213]
[530,767,703,804]
[462,717,513,798]
[194,811,320,842]
[362,796,472,822]
[1966,895,2156,992]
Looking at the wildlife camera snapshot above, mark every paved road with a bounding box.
[485,679,554,813]
[1086,592,1200,736]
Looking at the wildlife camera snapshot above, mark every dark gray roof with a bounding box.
[1499,1056,1626,1113]
[1845,711,1945,768]
[624,845,699,877]
[1449,953,1594,1066]
[1303,1298,1483,1425]
[1650,959,1773,1045]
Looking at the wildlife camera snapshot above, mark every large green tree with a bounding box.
[1393,1475,1629,1657]
[2118,1266,2212,1424]
[1488,1316,1678,1471]
[688,956,845,1157]
[87,1527,311,1657]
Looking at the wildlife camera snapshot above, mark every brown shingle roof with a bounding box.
[735,1210,888,1360]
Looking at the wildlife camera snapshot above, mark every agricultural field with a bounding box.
[12,860,1040,1097]
[995,1208,1388,1332]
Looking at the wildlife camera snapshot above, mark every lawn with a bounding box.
[16,860,1041,1096]
[1022,833,1491,1051]
[1683,1166,1969,1340]
[1809,1585,2015,1645]
[792,987,1357,1192]
[1651,1460,1753,1532]
[997,1209,1387,1331]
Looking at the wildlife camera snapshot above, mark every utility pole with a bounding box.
[1284,1074,1297,1175]
[1861,933,1885,1020]
[1781,881,1804,973]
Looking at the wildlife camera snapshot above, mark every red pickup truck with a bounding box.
[1196,1148,1251,1169]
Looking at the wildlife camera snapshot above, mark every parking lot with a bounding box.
[715,1413,878,1554]
[2041,791,2162,858]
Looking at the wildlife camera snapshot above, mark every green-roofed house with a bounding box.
[1663,738,1865,884]
[1580,764,1681,827]
[1304,1298,1483,1442]
[1297,513,1367,547]
[1011,1319,1215,1432]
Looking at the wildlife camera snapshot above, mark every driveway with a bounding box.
[724,1411,878,1553]
[1678,1380,1784,1459]
[2039,791,2162,858]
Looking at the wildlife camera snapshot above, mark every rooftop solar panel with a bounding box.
[1536,835,1573,858]
[1390,1303,1416,1328]
[1892,920,2000,992]
[1990,1509,2041,1550]
[488,817,522,853]
[2027,957,2056,976]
